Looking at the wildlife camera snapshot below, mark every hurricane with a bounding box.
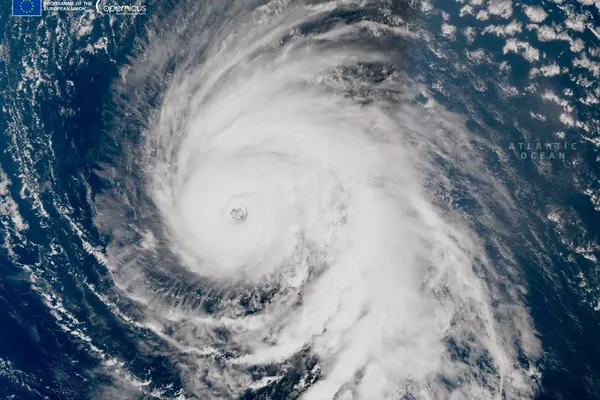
[87,1,543,398]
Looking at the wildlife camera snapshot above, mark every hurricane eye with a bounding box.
[229,207,247,222]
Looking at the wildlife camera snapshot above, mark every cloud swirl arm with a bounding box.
[95,1,541,398]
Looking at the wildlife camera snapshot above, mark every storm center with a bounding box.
[229,207,247,222]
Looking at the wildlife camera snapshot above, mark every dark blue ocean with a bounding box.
[1,0,599,399]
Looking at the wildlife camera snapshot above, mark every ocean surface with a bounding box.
[1,0,600,399]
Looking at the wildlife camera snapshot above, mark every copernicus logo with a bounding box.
[95,0,146,15]
[12,0,42,16]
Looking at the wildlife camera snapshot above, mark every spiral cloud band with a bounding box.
[96,1,541,398]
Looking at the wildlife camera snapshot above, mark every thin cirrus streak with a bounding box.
[94,0,541,398]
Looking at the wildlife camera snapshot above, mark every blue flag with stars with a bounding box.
[12,0,42,16]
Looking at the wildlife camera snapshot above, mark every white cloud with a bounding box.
[0,168,28,233]
[476,10,489,20]
[530,63,563,78]
[483,19,523,36]
[463,26,477,43]
[523,5,548,23]
[442,23,457,40]
[564,10,588,32]
[503,38,540,61]
[487,0,513,18]
[573,54,600,77]
[460,5,474,16]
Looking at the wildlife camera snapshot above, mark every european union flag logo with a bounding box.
[12,0,42,16]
